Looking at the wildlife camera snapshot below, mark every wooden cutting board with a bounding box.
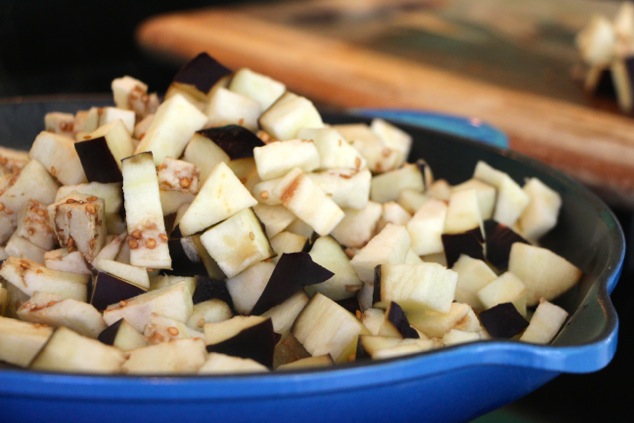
[136,0,634,210]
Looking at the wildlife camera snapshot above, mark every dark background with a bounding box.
[1,1,632,421]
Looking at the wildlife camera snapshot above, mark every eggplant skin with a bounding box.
[479,302,528,339]
[250,252,333,315]
[172,52,232,94]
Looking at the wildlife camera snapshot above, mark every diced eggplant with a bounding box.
[90,270,148,312]
[197,125,265,160]
[205,87,261,132]
[0,159,59,244]
[192,274,234,308]
[476,271,528,317]
[17,291,106,338]
[48,192,108,261]
[121,152,171,269]
[272,331,311,369]
[134,94,208,165]
[442,227,485,268]
[250,252,333,315]
[375,262,457,314]
[178,161,258,237]
[205,316,276,368]
[0,256,89,301]
[199,352,270,374]
[519,299,569,344]
[258,92,324,141]
[171,52,232,96]
[98,318,148,351]
[292,292,369,364]
[228,67,286,111]
[199,208,274,279]
[254,139,320,181]
[483,219,529,269]
[479,302,529,339]
[30,326,124,374]
[0,315,53,368]
[306,235,363,301]
[102,281,193,332]
[508,243,582,307]
[451,254,497,312]
[123,338,207,375]
[29,131,87,185]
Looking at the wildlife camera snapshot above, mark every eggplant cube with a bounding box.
[111,75,159,119]
[48,192,107,261]
[199,352,269,374]
[29,131,87,185]
[479,302,529,339]
[0,256,89,301]
[123,338,207,375]
[451,254,497,311]
[308,168,372,210]
[307,235,363,301]
[229,67,286,111]
[516,177,562,242]
[55,181,124,235]
[0,159,59,244]
[334,123,400,174]
[178,161,258,237]
[0,315,53,368]
[519,299,569,344]
[75,120,134,183]
[349,223,411,284]
[254,139,320,180]
[272,167,344,236]
[330,201,382,249]
[17,291,106,338]
[183,133,231,182]
[12,199,55,250]
[407,198,447,256]
[298,126,366,171]
[476,271,528,317]
[135,93,208,165]
[508,242,582,307]
[44,112,75,137]
[30,326,124,374]
[377,262,458,313]
[292,292,369,363]
[98,318,148,351]
[474,161,529,227]
[200,208,274,278]
[121,152,171,269]
[370,163,425,203]
[370,118,413,169]
[259,92,324,140]
[102,281,194,333]
[205,87,261,131]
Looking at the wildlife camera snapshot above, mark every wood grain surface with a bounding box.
[137,5,634,209]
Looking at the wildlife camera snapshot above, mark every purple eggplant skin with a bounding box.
[249,252,334,315]
[386,302,419,339]
[90,271,146,312]
[192,275,235,311]
[172,52,232,94]
[206,318,277,368]
[166,236,207,277]
[478,302,529,339]
[442,227,485,268]
[97,318,123,346]
[197,125,265,160]
[74,137,122,183]
[483,219,529,270]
